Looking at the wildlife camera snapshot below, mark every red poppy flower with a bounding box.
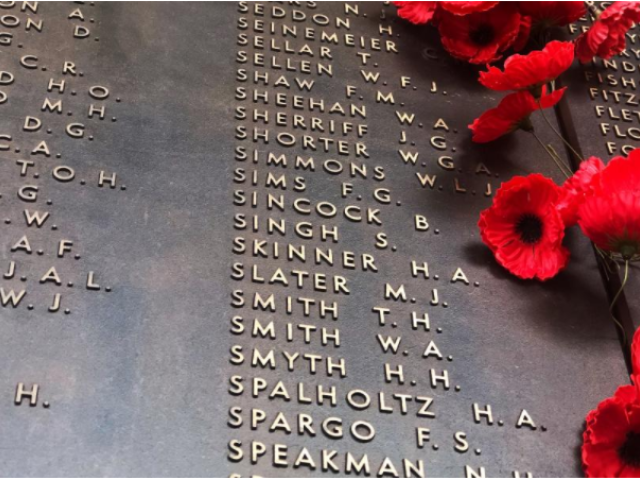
[438,3,521,64]
[632,328,640,386]
[479,174,570,281]
[393,1,438,25]
[576,2,640,63]
[469,87,566,143]
[578,150,640,258]
[519,1,586,27]
[479,41,575,92]
[557,157,605,226]
[440,1,499,16]
[512,16,532,52]
[583,385,640,477]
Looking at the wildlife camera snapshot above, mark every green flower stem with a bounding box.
[530,131,572,179]
[546,144,573,179]
[536,99,585,163]
[610,260,630,346]
[595,246,615,277]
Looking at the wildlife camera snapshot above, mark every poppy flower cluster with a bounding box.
[392,3,640,476]
[469,85,565,144]
[576,2,640,63]
[393,2,640,145]
[470,40,574,143]
[578,151,640,262]
[583,328,640,478]
[393,1,585,64]
[393,2,640,66]
[479,151,640,281]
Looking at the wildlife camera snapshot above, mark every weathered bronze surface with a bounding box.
[0,2,630,477]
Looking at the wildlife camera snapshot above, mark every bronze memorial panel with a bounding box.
[0,2,632,477]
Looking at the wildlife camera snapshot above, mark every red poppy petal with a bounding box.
[538,87,567,108]
[576,33,595,64]
[440,1,499,16]
[597,150,640,192]
[578,2,640,62]
[491,175,561,222]
[519,1,586,26]
[522,174,563,214]
[478,209,517,251]
[479,41,575,91]
[587,387,635,448]
[578,195,619,250]
[618,384,640,405]
[393,1,438,24]
[632,329,640,377]
[469,89,559,143]
[619,465,640,478]
[494,239,569,281]
[478,174,569,281]
[583,442,626,478]
[512,16,532,52]
[601,2,640,24]
[579,191,640,254]
[558,157,605,226]
[471,44,502,65]
[627,404,640,434]
[438,4,520,64]
[468,103,520,143]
